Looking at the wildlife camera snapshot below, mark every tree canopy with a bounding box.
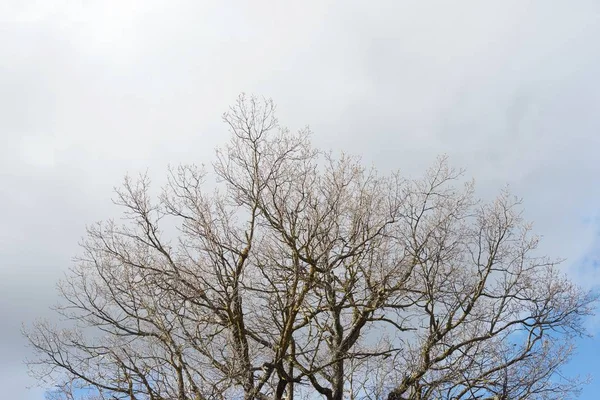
[25,95,596,400]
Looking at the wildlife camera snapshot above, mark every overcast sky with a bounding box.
[2,1,600,399]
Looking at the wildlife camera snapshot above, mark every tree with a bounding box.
[25,95,596,400]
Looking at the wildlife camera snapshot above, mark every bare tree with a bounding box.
[25,95,596,400]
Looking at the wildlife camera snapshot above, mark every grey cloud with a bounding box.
[3,1,600,398]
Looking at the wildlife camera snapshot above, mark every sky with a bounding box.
[2,1,600,399]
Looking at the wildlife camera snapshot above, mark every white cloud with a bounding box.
[3,1,600,398]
